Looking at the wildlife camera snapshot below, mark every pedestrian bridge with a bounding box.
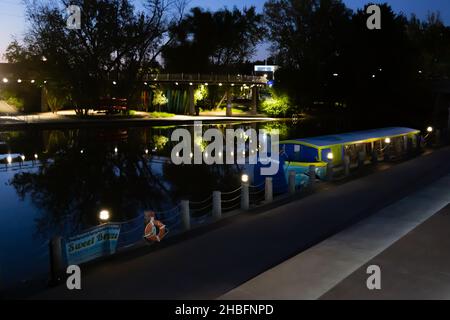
[145,73,267,86]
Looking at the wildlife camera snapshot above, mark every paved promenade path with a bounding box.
[34,147,450,299]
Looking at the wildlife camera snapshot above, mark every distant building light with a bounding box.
[175,82,179,86]
[144,82,148,85]
[44,80,47,84]
[204,83,208,86]
[231,83,235,87]
[219,83,223,86]
[41,56,47,62]
[20,155,25,161]
[2,78,8,83]
[145,149,149,154]
[418,70,423,74]
[34,153,38,159]
[17,79,22,83]
[189,82,193,86]
[372,74,376,78]
[333,73,339,77]
[112,81,117,85]
[31,80,35,84]
[427,126,433,133]
[114,147,118,154]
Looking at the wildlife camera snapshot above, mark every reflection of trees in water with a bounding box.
[9,130,172,239]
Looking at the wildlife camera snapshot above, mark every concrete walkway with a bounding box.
[32,147,450,300]
[221,173,450,300]
[0,101,18,114]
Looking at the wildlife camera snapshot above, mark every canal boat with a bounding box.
[278,127,421,188]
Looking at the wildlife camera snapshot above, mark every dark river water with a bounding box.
[0,117,366,297]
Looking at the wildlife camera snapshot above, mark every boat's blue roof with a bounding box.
[282,127,420,148]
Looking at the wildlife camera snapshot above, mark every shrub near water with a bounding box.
[261,91,290,117]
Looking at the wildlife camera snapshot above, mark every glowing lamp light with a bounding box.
[218,83,223,86]
[80,149,84,154]
[20,155,25,161]
[6,155,12,164]
[204,83,208,86]
[41,56,47,62]
[175,82,179,86]
[427,126,433,133]
[17,79,22,83]
[114,147,118,154]
[241,174,249,183]
[190,152,193,158]
[112,81,117,85]
[34,153,38,159]
[333,73,338,77]
[31,80,35,84]
[145,149,149,155]
[99,210,110,222]
[385,138,391,144]
[2,78,8,83]
[189,82,193,86]
[327,152,334,160]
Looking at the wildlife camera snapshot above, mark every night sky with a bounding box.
[1,0,450,61]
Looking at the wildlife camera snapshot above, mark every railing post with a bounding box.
[435,129,441,146]
[288,170,296,194]
[265,177,273,203]
[371,150,378,164]
[212,191,222,220]
[181,200,190,231]
[326,162,334,181]
[344,155,350,176]
[309,165,316,188]
[358,151,366,168]
[241,181,249,211]
[49,236,65,285]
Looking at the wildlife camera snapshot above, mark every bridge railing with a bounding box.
[146,73,267,84]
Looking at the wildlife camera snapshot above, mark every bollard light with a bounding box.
[427,126,433,133]
[34,153,38,159]
[99,210,110,222]
[241,174,249,183]
[385,138,391,144]
[327,152,334,160]
[20,155,25,161]
[6,155,12,164]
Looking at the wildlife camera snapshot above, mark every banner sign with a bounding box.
[65,224,121,265]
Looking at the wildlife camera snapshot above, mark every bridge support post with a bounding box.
[251,86,258,115]
[226,88,232,117]
[309,165,316,188]
[189,85,195,116]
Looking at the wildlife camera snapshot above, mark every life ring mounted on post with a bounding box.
[144,211,168,243]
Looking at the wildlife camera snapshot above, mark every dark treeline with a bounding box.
[4,0,450,126]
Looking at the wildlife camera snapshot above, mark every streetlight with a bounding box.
[20,155,25,161]
[2,78,8,83]
[17,79,22,83]
[427,126,433,133]
[241,174,249,183]
[34,153,39,159]
[385,138,391,144]
[99,210,110,222]
[6,155,12,164]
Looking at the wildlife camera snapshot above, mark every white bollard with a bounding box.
[309,165,316,188]
[212,191,222,220]
[241,181,249,210]
[181,200,191,231]
[344,155,350,176]
[288,170,296,194]
[265,177,273,203]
